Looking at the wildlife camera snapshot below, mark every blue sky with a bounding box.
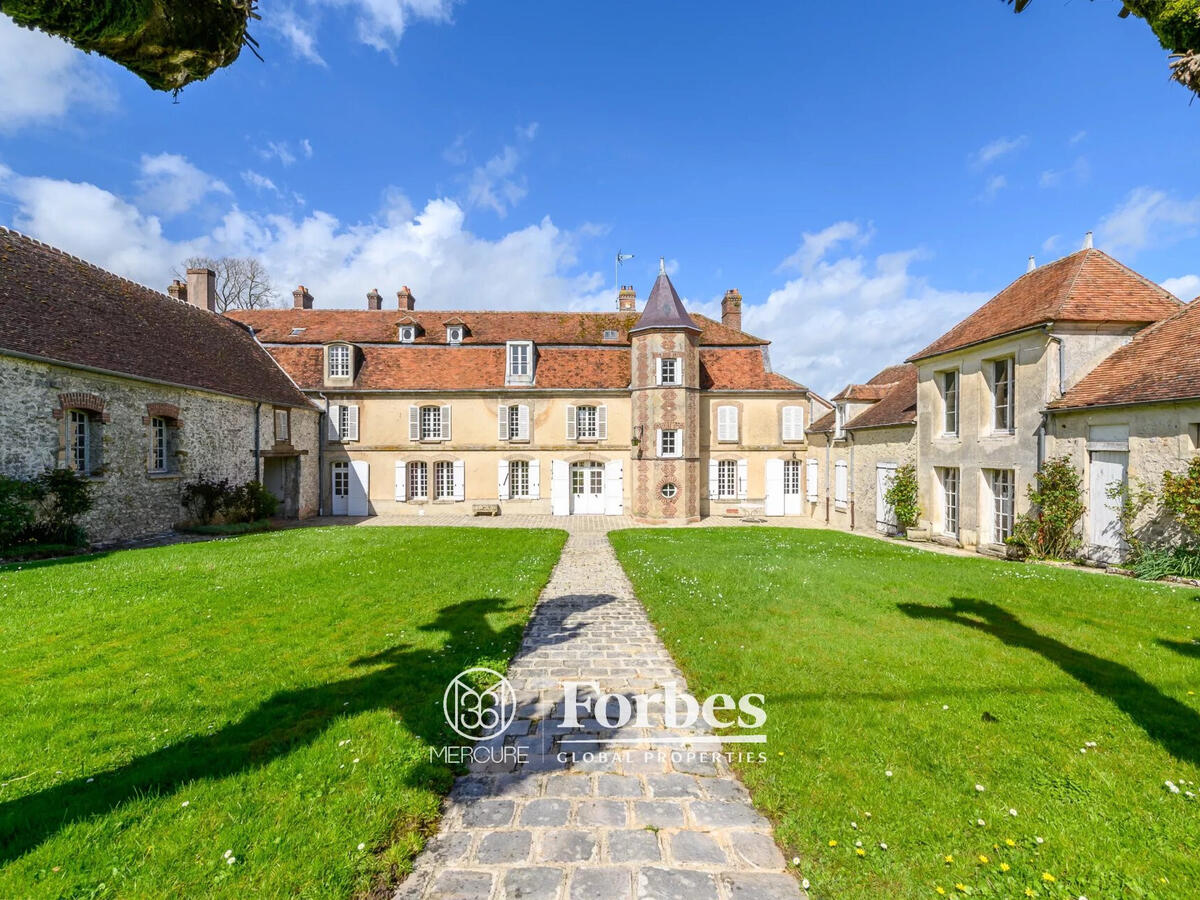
[1,0,1198,395]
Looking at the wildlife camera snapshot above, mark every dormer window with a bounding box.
[327,343,352,380]
[290,327,306,336]
[399,325,417,343]
[602,329,619,341]
[506,341,535,385]
[446,325,464,345]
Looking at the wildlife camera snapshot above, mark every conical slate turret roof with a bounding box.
[630,266,700,334]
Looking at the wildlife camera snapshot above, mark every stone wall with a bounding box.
[0,354,318,544]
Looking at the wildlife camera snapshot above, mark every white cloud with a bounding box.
[1162,274,1200,301]
[466,146,527,217]
[733,225,989,396]
[241,170,281,195]
[979,174,1007,201]
[301,138,314,159]
[1042,234,1061,253]
[136,153,230,217]
[273,0,456,60]
[1097,187,1200,256]
[0,17,115,131]
[1069,130,1087,144]
[969,135,1029,169]
[1039,156,1090,188]
[260,141,298,167]
[269,7,326,65]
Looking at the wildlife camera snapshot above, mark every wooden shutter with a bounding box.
[737,458,749,500]
[597,405,608,440]
[655,358,663,385]
[550,459,569,515]
[394,460,406,502]
[764,459,785,516]
[656,428,664,457]
[708,459,719,499]
[497,459,510,500]
[718,405,737,442]
[517,404,530,440]
[604,459,623,515]
[835,460,848,505]
[327,404,341,441]
[565,405,577,440]
[783,406,803,441]
[408,405,420,441]
[440,405,452,441]
[497,405,510,441]
[346,405,360,441]
[806,459,819,501]
[528,458,541,499]
[452,459,465,500]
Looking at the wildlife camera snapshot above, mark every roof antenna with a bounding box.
[659,256,666,276]
[615,250,634,296]
[1082,231,1094,249]
[1027,255,1036,273]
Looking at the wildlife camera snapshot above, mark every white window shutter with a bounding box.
[440,405,452,440]
[656,429,664,457]
[604,459,623,515]
[408,405,420,441]
[528,458,540,499]
[765,459,785,516]
[498,405,510,441]
[394,460,406,502]
[783,406,803,441]
[497,459,510,500]
[346,405,360,441]
[452,459,465,500]
[597,405,608,440]
[718,405,738,442]
[708,459,719,500]
[806,459,819,501]
[737,458,749,500]
[565,405,577,440]
[518,404,530,440]
[655,358,663,385]
[551,459,569,515]
[327,404,341,441]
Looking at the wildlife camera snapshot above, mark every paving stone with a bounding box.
[575,799,628,827]
[476,830,533,864]
[428,868,494,899]
[728,832,786,870]
[570,866,634,899]
[646,774,703,798]
[719,871,805,899]
[669,831,726,865]
[520,798,571,827]
[689,801,768,829]
[501,866,565,899]
[607,828,662,863]
[421,831,473,865]
[539,830,598,863]
[597,774,644,798]
[632,801,686,828]
[544,774,592,797]
[461,799,516,828]
[636,866,720,900]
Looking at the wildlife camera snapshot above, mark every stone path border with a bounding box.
[394,529,803,900]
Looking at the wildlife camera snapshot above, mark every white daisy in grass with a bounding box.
[974,784,985,793]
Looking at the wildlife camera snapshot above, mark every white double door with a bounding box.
[765,458,803,516]
[551,459,623,515]
[330,460,369,516]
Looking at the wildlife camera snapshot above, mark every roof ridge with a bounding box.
[1053,247,1091,315]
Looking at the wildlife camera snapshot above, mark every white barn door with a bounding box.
[876,463,899,534]
[764,458,784,516]
[1090,450,1128,562]
[348,460,369,516]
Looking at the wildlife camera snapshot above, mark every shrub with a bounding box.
[1009,456,1085,560]
[1132,546,1200,581]
[182,476,277,525]
[0,476,42,549]
[182,476,234,525]
[0,469,92,551]
[1161,455,1200,546]
[884,463,921,531]
[1106,478,1158,562]
[229,480,279,521]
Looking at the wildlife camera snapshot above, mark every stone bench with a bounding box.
[472,503,502,517]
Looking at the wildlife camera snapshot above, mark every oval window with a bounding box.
[661,482,678,499]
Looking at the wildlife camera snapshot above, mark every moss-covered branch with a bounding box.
[0,0,256,92]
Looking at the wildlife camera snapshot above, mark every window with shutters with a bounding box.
[408,462,428,500]
[716,459,738,499]
[781,405,805,442]
[420,405,442,440]
[835,460,849,509]
[783,459,801,495]
[658,429,681,458]
[941,370,959,437]
[991,358,1015,433]
[576,405,598,440]
[509,460,531,498]
[716,405,739,443]
[658,357,679,385]
[507,405,522,440]
[339,406,352,440]
[327,344,352,379]
[434,461,455,500]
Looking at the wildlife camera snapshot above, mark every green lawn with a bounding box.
[0,526,565,898]
[610,528,1200,899]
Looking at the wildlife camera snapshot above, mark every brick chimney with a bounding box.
[367,288,383,310]
[185,267,217,313]
[292,285,314,309]
[167,279,187,303]
[721,289,743,332]
[397,285,416,310]
[618,285,637,312]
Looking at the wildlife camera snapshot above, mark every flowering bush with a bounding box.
[884,463,921,531]
[1161,454,1200,545]
[1009,456,1085,559]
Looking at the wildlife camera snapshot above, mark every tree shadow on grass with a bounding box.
[898,597,1200,766]
[1155,637,1200,660]
[0,592,614,864]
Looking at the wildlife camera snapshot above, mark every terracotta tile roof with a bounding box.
[844,364,918,430]
[1050,299,1200,410]
[809,410,837,434]
[909,249,1182,361]
[699,348,807,392]
[0,228,311,408]
[228,309,762,346]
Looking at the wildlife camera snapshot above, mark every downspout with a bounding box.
[253,402,262,481]
[848,432,856,530]
[824,439,831,523]
[317,392,329,516]
[1041,327,1066,471]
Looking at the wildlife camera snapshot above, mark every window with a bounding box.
[658,428,681,458]
[328,344,351,378]
[410,405,450,441]
[332,462,349,498]
[661,482,678,499]
[941,371,959,436]
[498,404,530,442]
[506,341,534,384]
[834,403,847,439]
[421,406,442,440]
[940,467,959,536]
[67,409,92,474]
[408,462,428,500]
[989,469,1015,543]
[435,461,455,500]
[1190,423,1200,453]
[835,460,848,509]
[399,325,417,343]
[602,329,619,341]
[150,417,169,472]
[657,357,680,385]
[509,460,531,498]
[781,406,805,442]
[446,325,463,344]
[508,405,521,439]
[328,404,359,442]
[289,327,306,336]
[274,409,290,442]
[717,405,739,443]
[339,406,352,440]
[992,358,1015,432]
[784,459,802,496]
[717,459,738,499]
[576,405,598,439]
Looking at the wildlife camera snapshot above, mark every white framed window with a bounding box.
[399,325,417,343]
[150,416,169,473]
[717,459,738,499]
[498,404,530,442]
[835,460,849,509]
[274,409,289,442]
[717,405,739,443]
[602,329,619,341]
[421,406,441,441]
[661,482,678,499]
[940,467,959,536]
[506,341,534,384]
[408,461,428,500]
[68,409,92,474]
[992,358,1015,433]
[941,371,959,436]
[327,344,351,379]
[806,458,819,501]
[332,461,349,498]
[446,325,464,344]
[657,357,680,385]
[783,459,801,495]
[781,406,805,442]
[410,405,450,441]
[434,461,455,500]
[567,404,607,441]
[989,469,1015,542]
[328,404,359,442]
[509,459,531,498]
[657,428,681,458]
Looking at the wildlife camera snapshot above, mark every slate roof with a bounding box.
[0,228,311,408]
[908,249,1182,362]
[1050,299,1200,410]
[630,271,701,333]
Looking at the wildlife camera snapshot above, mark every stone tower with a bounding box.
[628,260,701,522]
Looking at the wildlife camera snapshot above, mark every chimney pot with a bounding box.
[367,288,383,310]
[1083,231,1094,249]
[1026,256,1036,273]
[397,285,416,310]
[618,284,637,312]
[721,289,743,332]
[185,267,217,313]
[292,284,314,309]
[167,279,187,303]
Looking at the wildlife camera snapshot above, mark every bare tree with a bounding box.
[176,256,278,313]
